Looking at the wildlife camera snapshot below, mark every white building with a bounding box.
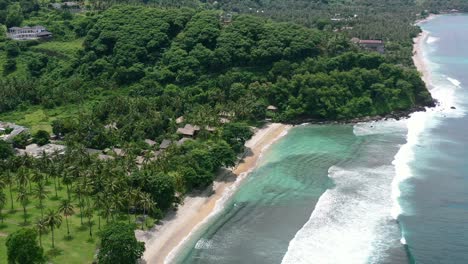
[7,26,52,40]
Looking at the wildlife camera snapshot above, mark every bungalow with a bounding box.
[159,139,172,150]
[177,137,193,146]
[176,116,184,124]
[98,154,114,161]
[176,124,200,137]
[267,105,278,112]
[145,139,156,147]
[7,26,52,40]
[111,148,125,157]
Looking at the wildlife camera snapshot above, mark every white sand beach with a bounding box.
[136,123,292,264]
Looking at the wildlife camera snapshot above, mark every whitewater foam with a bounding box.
[282,165,400,264]
[390,28,466,253]
[353,119,407,137]
[447,77,461,87]
[426,36,440,44]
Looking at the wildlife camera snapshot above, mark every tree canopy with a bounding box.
[6,228,45,264]
[97,222,145,264]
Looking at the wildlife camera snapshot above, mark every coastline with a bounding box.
[413,30,432,90]
[136,123,292,264]
[135,17,436,264]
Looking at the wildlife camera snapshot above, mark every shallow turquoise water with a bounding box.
[176,14,468,264]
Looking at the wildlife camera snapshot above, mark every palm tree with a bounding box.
[49,163,59,198]
[4,170,14,210]
[84,207,94,238]
[77,199,85,226]
[16,187,29,224]
[93,194,104,230]
[123,188,136,223]
[44,209,62,248]
[58,199,74,237]
[101,199,113,224]
[139,192,156,230]
[0,191,6,223]
[33,182,48,218]
[35,218,47,248]
[31,170,44,186]
[16,167,29,189]
[63,172,73,201]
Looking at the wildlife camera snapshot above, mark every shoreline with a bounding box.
[137,123,292,264]
[135,16,437,264]
[412,26,433,91]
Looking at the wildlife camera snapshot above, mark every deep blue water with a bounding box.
[397,14,468,264]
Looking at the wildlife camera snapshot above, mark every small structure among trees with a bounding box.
[352,38,385,54]
[220,12,233,25]
[7,26,52,40]
[0,122,27,141]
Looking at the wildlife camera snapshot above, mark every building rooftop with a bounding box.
[176,116,184,124]
[145,139,156,146]
[176,124,200,136]
[19,143,66,158]
[159,139,172,149]
[359,39,384,45]
[267,105,278,111]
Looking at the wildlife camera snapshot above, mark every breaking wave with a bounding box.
[426,36,440,44]
[281,165,400,264]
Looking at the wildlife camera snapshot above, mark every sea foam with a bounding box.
[281,165,399,264]
[426,36,440,44]
[282,34,466,263]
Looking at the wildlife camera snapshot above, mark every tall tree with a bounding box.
[138,192,155,230]
[44,209,62,249]
[16,187,29,224]
[84,206,93,238]
[58,199,74,238]
[33,182,47,218]
[0,191,6,223]
[35,218,47,248]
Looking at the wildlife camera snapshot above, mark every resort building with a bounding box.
[352,38,385,54]
[177,124,200,137]
[18,143,66,158]
[0,122,27,141]
[7,26,52,40]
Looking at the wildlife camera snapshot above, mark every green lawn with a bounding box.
[0,105,86,134]
[0,181,98,264]
[0,178,154,264]
[31,38,84,58]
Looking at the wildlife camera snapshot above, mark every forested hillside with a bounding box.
[0,1,440,262]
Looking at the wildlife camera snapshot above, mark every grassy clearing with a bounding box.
[0,106,83,134]
[0,178,154,264]
[31,38,84,58]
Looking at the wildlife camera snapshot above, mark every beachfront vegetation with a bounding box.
[0,0,456,262]
[97,222,145,264]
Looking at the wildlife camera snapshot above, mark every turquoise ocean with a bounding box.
[172,14,468,264]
